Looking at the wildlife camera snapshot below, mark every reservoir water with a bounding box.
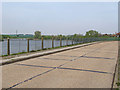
[1,39,79,55]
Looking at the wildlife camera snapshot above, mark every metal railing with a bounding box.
[2,37,119,56]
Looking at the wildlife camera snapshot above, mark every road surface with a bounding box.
[2,41,118,88]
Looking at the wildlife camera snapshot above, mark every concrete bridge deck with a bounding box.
[2,41,118,88]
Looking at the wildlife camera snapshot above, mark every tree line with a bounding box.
[33,30,113,40]
[1,30,118,41]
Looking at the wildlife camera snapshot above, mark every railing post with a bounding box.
[79,38,81,44]
[41,37,44,49]
[60,37,62,47]
[66,37,68,46]
[27,38,29,52]
[52,36,54,48]
[83,38,85,43]
[72,38,73,45]
[84,38,86,43]
[7,38,10,55]
[81,38,83,43]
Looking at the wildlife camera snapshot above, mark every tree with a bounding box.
[85,30,99,37]
[34,31,41,39]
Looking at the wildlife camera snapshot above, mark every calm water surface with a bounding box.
[1,39,79,55]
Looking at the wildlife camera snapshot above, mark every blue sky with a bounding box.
[2,2,118,35]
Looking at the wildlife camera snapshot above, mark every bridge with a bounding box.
[2,41,118,88]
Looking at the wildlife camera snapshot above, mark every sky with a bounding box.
[2,2,118,35]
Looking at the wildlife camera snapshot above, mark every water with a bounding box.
[1,39,78,55]
[1,37,100,55]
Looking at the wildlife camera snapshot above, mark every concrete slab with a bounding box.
[85,52,118,59]
[15,69,113,88]
[2,64,51,88]
[92,50,118,54]
[15,57,69,67]
[80,43,105,49]
[53,50,86,57]
[61,57,116,73]
[2,41,118,88]
[70,48,95,53]
[38,54,76,60]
